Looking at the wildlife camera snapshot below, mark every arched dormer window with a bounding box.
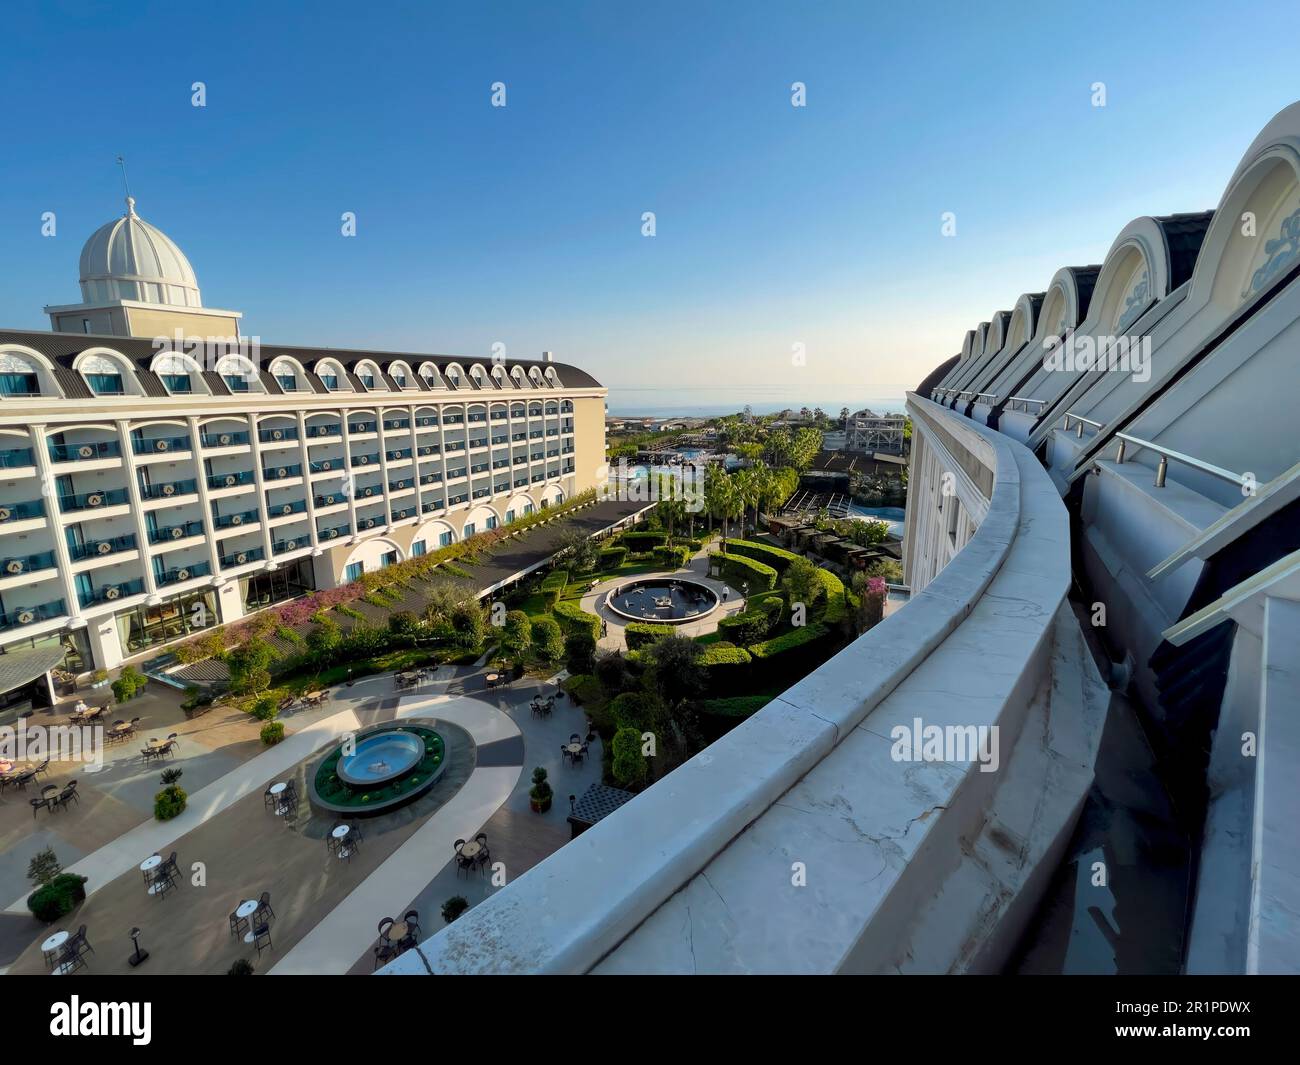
[270,358,306,393]
[418,362,445,389]
[0,352,41,396]
[152,352,201,395]
[444,363,465,389]
[356,360,383,390]
[215,354,263,394]
[389,361,415,389]
[80,353,128,396]
[316,359,348,392]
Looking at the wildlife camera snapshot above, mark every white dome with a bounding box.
[78,197,202,308]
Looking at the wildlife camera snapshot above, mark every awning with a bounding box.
[0,643,68,697]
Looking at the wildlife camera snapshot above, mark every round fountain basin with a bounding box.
[606,577,720,624]
[336,729,425,787]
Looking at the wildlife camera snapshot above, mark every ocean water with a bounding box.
[605,394,907,418]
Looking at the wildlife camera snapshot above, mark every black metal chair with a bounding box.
[454,839,475,876]
[347,821,363,846]
[252,922,272,956]
[34,758,50,778]
[30,793,54,818]
[164,852,180,882]
[70,924,93,957]
[229,909,249,939]
[53,947,86,974]
[53,780,79,810]
[327,822,345,853]
[151,867,175,899]
[263,785,277,811]
[255,891,274,923]
[377,916,394,941]
[373,942,396,970]
[402,909,421,939]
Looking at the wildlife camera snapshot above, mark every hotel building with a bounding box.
[0,198,607,675]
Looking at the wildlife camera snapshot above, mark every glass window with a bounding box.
[345,562,363,583]
[463,523,475,537]
[0,373,38,396]
[411,540,426,557]
[505,510,515,524]
[381,550,398,567]
[361,375,376,389]
[321,374,339,390]
[276,374,296,391]
[85,373,124,395]
[486,515,497,529]
[161,373,191,394]
[223,374,250,393]
[438,531,452,547]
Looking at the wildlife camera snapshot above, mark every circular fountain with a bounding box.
[311,724,447,815]
[606,577,720,624]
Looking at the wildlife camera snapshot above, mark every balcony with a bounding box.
[149,519,205,545]
[530,453,544,462]
[445,442,466,453]
[421,500,444,514]
[309,458,344,474]
[0,550,57,578]
[415,416,439,428]
[529,431,544,439]
[354,484,384,502]
[140,478,198,501]
[443,415,464,425]
[208,470,256,490]
[350,453,380,468]
[447,468,467,480]
[0,598,67,630]
[514,478,528,488]
[468,413,486,423]
[201,430,251,448]
[417,445,440,457]
[268,499,309,518]
[492,459,509,469]
[78,580,145,608]
[262,463,303,482]
[213,509,259,530]
[511,433,526,442]
[470,438,488,449]
[48,440,122,462]
[0,499,45,523]
[448,494,467,506]
[494,482,510,493]
[383,419,410,431]
[513,456,528,466]
[258,426,299,444]
[470,462,488,474]
[472,488,490,499]
[386,448,412,462]
[69,534,138,561]
[314,490,348,508]
[388,478,413,492]
[59,487,130,513]
[132,435,190,456]
[0,447,35,469]
[391,506,414,521]
[318,523,351,542]
[272,536,309,555]
[491,411,507,421]
[306,424,342,439]
[156,561,211,586]
[421,473,443,484]
[220,546,265,568]
[348,421,377,435]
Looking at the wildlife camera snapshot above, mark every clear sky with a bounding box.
[3,1,1298,413]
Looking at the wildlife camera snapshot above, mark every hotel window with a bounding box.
[381,550,398,567]
[523,504,533,516]
[411,539,426,557]
[438,531,452,547]
[361,374,376,389]
[85,372,124,395]
[504,510,515,524]
[321,373,339,390]
[0,371,38,396]
[223,374,250,393]
[463,523,475,537]
[276,373,296,391]
[393,372,406,387]
[345,562,363,583]
[161,373,192,394]
[485,515,497,530]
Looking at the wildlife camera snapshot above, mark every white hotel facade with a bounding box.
[0,198,607,675]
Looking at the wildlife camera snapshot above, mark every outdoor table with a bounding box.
[458,839,481,860]
[385,920,408,943]
[269,782,288,814]
[147,737,164,748]
[42,930,69,967]
[306,690,326,705]
[236,899,260,943]
[140,854,163,892]
[485,673,499,686]
[563,743,584,756]
[332,823,352,858]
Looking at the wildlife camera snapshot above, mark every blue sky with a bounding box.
[3,1,1298,413]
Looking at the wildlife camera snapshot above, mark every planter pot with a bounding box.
[530,794,552,813]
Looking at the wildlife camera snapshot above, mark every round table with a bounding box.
[269,782,289,814]
[332,824,352,858]
[42,930,69,955]
[236,899,260,943]
[458,840,481,860]
[386,920,408,943]
[140,854,163,893]
[306,690,325,701]
[563,743,584,756]
[485,673,499,685]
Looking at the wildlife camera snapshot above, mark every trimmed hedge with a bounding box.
[27,873,88,923]
[699,641,753,690]
[598,545,628,568]
[717,609,773,646]
[554,600,601,641]
[563,673,605,709]
[750,622,830,659]
[624,622,675,650]
[713,551,777,591]
[652,544,691,569]
[540,569,569,609]
[815,568,849,628]
[696,695,771,741]
[621,530,667,549]
[720,538,801,574]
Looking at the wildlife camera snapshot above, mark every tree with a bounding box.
[840,406,850,427]
[594,649,629,693]
[500,610,532,662]
[27,847,61,888]
[532,616,564,662]
[306,617,342,663]
[227,638,278,694]
[782,556,821,611]
[565,630,597,674]
[611,726,648,787]
[643,635,705,711]
[451,600,487,649]
[554,526,599,573]
[387,610,422,644]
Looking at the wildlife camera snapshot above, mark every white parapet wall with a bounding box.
[382,394,1108,974]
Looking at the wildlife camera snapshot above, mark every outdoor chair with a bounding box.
[378,917,394,940]
[71,925,93,957]
[373,943,396,970]
[348,821,364,845]
[54,948,86,974]
[141,746,161,764]
[53,781,79,810]
[127,717,141,735]
[151,867,176,899]
[263,785,277,810]
[252,922,272,956]
[229,910,249,939]
[402,910,421,939]
[256,892,274,923]
[327,822,345,853]
[164,852,180,880]
[34,758,50,778]
[30,794,54,818]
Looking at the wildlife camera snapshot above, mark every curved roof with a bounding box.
[78,197,201,307]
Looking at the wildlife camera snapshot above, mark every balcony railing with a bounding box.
[306,424,342,438]
[421,500,444,514]
[0,550,57,577]
[156,561,211,586]
[1,598,67,628]
[140,478,198,500]
[59,487,130,512]
[213,509,259,529]
[69,534,138,561]
[0,499,45,522]
[263,463,303,481]
[314,491,348,507]
[259,426,299,443]
[269,499,309,518]
[386,448,412,461]
[421,473,443,484]
[388,479,413,492]
[383,419,411,431]
[318,523,351,541]
[49,440,121,462]
[351,453,380,468]
[272,536,309,555]
[447,468,467,480]
[348,421,377,434]
[149,519,205,544]
[415,416,439,428]
[132,435,190,455]
[78,580,145,607]
[354,485,384,502]
[308,458,344,473]
[0,447,35,469]
[201,430,251,448]
[220,546,265,568]
[448,494,467,505]
[470,438,488,449]
[417,445,440,457]
[208,470,256,489]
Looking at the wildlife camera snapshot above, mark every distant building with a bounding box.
[846,408,906,454]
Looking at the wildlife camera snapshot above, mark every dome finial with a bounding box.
[126,195,137,217]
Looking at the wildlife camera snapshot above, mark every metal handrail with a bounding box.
[1062,413,1103,437]
[1112,432,1249,490]
[1006,395,1047,412]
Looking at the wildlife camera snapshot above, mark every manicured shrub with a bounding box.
[712,551,777,591]
[717,609,773,646]
[500,610,532,662]
[532,616,565,662]
[540,569,569,608]
[597,545,627,568]
[624,622,674,651]
[652,544,691,569]
[386,610,422,643]
[442,896,470,923]
[621,530,667,550]
[260,721,285,746]
[554,600,601,641]
[611,726,648,787]
[696,695,771,740]
[154,784,188,821]
[565,630,597,675]
[26,873,88,923]
[563,673,605,708]
[719,538,800,574]
[251,696,278,722]
[607,691,660,730]
[594,650,629,693]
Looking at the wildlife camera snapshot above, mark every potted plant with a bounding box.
[528,766,552,813]
[92,669,109,689]
[441,895,469,924]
